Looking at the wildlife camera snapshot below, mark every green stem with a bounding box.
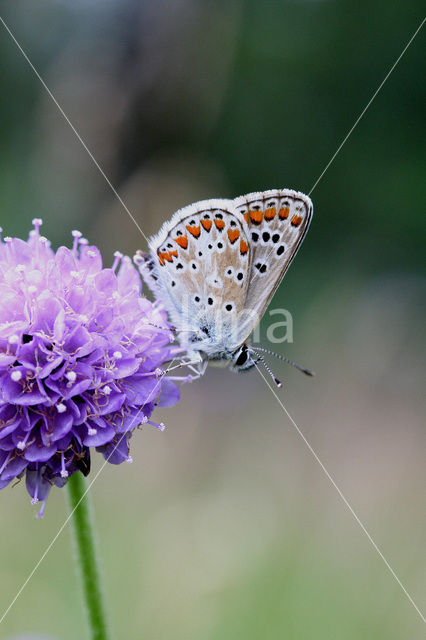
[67,471,111,640]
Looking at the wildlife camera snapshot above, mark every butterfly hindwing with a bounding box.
[234,189,313,341]
[145,200,252,353]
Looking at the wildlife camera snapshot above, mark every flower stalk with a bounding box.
[67,471,111,640]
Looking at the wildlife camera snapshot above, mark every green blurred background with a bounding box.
[0,1,425,639]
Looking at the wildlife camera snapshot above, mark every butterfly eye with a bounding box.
[234,347,248,367]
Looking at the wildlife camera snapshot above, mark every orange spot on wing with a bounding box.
[265,207,276,220]
[186,225,201,238]
[175,235,188,249]
[162,251,175,263]
[227,228,240,244]
[240,238,249,255]
[243,212,249,224]
[157,250,176,264]
[279,206,289,219]
[291,214,303,227]
[214,219,225,230]
[201,219,212,232]
[249,210,263,224]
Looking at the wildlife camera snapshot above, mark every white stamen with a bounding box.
[8,334,19,344]
[114,251,123,258]
[4,237,12,243]
[39,236,48,244]
[141,416,148,424]
[155,368,163,378]
[103,385,112,395]
[87,427,97,436]
[32,218,43,226]
[28,285,37,294]
[113,351,122,359]
[11,370,22,382]
[57,403,67,413]
[17,440,26,450]
[15,264,25,273]
[72,230,82,238]
[80,238,89,246]
[31,498,39,505]
[66,371,77,383]
[112,291,120,299]
[60,469,69,478]
[87,250,96,258]
[70,270,79,278]
[126,456,133,464]
[159,422,166,432]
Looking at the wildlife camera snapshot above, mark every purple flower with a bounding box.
[0,220,182,515]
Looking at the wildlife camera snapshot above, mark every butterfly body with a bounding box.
[136,189,313,377]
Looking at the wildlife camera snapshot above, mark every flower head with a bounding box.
[0,220,181,515]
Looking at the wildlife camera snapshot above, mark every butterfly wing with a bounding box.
[233,189,313,341]
[141,199,252,354]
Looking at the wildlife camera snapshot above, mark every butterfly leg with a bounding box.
[161,351,207,381]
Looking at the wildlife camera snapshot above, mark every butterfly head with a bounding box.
[230,343,256,372]
[230,343,283,387]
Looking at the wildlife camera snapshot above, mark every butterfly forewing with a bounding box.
[146,199,252,352]
[234,189,313,342]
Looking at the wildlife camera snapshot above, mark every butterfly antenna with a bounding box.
[252,346,314,377]
[253,353,282,388]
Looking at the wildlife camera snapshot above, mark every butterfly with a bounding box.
[135,189,313,386]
